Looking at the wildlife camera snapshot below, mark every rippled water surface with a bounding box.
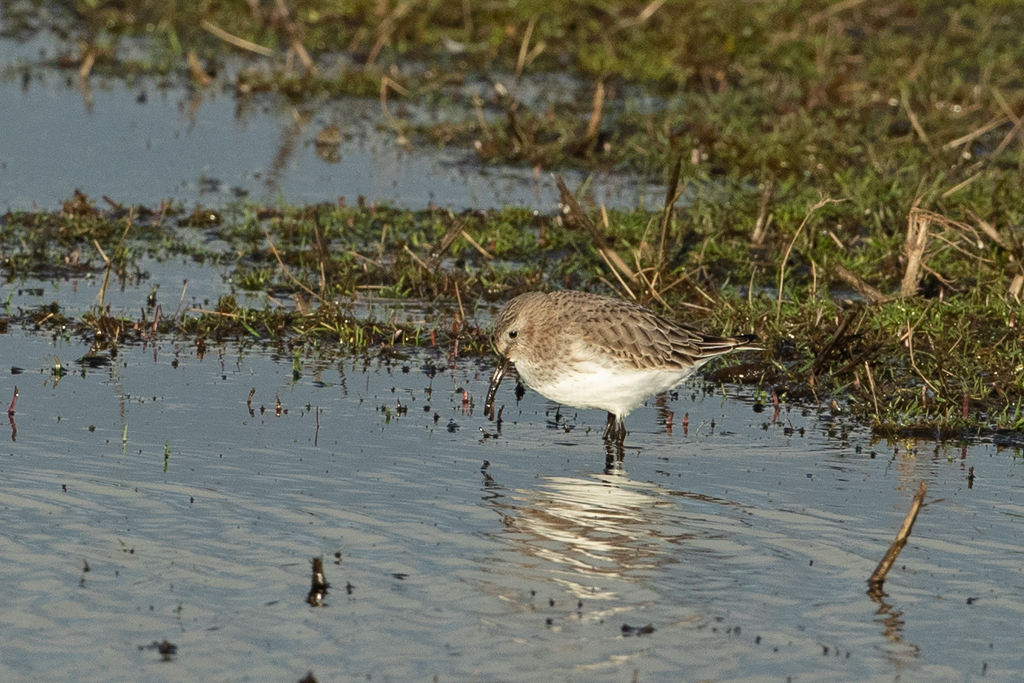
[1,318,1022,683]
[2,24,1023,683]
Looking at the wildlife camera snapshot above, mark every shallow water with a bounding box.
[0,33,663,213]
[1,320,1022,682]
[2,22,1023,683]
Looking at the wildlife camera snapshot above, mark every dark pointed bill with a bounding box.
[484,357,511,419]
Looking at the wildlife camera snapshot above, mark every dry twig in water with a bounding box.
[868,480,927,591]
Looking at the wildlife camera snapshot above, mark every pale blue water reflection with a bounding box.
[0,326,1021,682]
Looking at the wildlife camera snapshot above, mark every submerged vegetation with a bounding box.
[2,1,1024,438]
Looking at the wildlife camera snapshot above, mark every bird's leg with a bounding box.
[602,413,626,444]
[603,412,617,440]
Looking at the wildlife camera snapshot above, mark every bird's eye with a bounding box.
[508,330,518,339]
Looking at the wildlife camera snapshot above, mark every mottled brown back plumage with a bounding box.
[492,290,757,371]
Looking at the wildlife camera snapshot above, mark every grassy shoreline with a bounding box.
[3,1,1024,438]
[2,188,1022,440]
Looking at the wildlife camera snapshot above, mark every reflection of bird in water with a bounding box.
[487,473,745,581]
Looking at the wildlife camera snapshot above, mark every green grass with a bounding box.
[4,2,1024,438]
[3,185,1024,438]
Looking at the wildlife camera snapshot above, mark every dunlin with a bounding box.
[484,291,759,442]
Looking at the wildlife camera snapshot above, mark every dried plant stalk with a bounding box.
[901,209,931,298]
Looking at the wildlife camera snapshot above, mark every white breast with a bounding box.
[517,357,698,418]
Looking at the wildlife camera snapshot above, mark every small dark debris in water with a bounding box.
[345,581,353,595]
[156,639,177,660]
[992,431,1024,448]
[62,484,67,492]
[298,672,319,683]
[198,176,222,194]
[447,419,458,433]
[420,362,438,378]
[515,381,526,401]
[307,557,330,606]
[136,90,147,103]
[392,573,408,580]
[967,596,980,605]
[333,551,342,564]
[545,617,553,626]
[18,288,44,296]
[83,559,90,572]
[423,404,431,412]
[548,598,555,607]
[139,639,178,661]
[621,623,655,637]
[433,412,440,424]
[10,367,24,375]
[967,466,975,488]
[755,635,762,644]
[577,600,583,610]
[481,460,490,471]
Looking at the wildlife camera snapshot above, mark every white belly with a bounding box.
[518,358,696,418]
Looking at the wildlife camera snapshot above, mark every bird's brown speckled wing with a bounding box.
[552,291,756,371]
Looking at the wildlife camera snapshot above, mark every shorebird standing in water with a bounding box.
[484,290,759,443]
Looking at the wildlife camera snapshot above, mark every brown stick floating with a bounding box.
[868,479,927,589]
